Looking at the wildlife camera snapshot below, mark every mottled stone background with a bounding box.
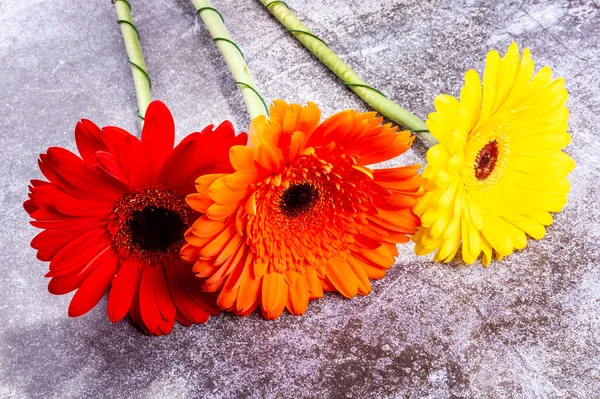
[1,0,599,397]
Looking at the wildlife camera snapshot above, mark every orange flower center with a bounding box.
[474,140,499,180]
[279,182,320,218]
[111,187,196,262]
[247,154,374,273]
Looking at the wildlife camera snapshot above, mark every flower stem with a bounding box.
[259,1,438,146]
[191,0,269,120]
[113,0,152,124]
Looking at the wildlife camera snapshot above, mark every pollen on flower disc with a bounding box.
[129,207,186,251]
[474,140,499,180]
[111,187,195,262]
[279,182,320,218]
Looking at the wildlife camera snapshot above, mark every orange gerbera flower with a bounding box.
[182,100,422,319]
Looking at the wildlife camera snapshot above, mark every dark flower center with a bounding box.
[111,187,196,261]
[129,207,186,252]
[474,140,499,180]
[279,182,319,218]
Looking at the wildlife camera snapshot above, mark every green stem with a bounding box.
[191,0,269,120]
[113,0,152,124]
[259,0,438,146]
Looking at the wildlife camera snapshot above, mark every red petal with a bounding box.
[141,101,175,183]
[47,246,113,295]
[175,310,194,326]
[210,123,248,174]
[31,224,106,262]
[40,147,123,201]
[174,259,219,316]
[29,184,113,217]
[129,280,144,332]
[138,266,165,335]
[154,264,176,323]
[30,217,106,231]
[31,227,92,254]
[38,153,59,183]
[101,127,149,190]
[28,205,67,221]
[107,258,139,323]
[23,199,39,215]
[67,251,118,317]
[165,259,208,324]
[47,229,110,276]
[158,131,208,194]
[158,122,247,195]
[75,119,107,164]
[96,151,129,186]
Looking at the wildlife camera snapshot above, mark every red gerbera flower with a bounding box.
[24,100,247,335]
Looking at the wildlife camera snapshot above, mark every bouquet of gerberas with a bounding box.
[24,0,574,336]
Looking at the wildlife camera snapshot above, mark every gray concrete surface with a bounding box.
[1,0,599,397]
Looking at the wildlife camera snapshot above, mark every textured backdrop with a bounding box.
[1,0,599,397]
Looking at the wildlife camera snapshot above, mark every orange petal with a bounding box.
[202,246,246,292]
[286,274,309,316]
[235,206,247,236]
[206,202,238,220]
[346,257,372,295]
[190,215,229,238]
[245,191,257,216]
[261,271,286,315]
[254,143,284,172]
[356,244,396,269]
[208,178,248,205]
[192,260,219,278]
[229,145,255,171]
[383,231,410,243]
[289,130,306,160]
[377,177,424,193]
[225,169,258,191]
[236,260,263,314]
[368,208,421,233]
[180,242,201,262]
[186,193,214,212]
[305,267,324,299]
[351,164,374,180]
[373,193,419,210]
[213,232,243,266]
[324,257,358,298]
[195,174,226,194]
[350,255,386,279]
[253,258,267,279]
[262,284,288,320]
[216,253,250,310]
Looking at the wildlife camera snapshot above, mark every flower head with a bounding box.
[413,43,575,265]
[24,101,247,335]
[182,100,422,319]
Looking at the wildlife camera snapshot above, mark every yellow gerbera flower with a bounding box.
[413,42,575,265]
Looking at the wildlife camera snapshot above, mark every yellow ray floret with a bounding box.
[413,42,575,265]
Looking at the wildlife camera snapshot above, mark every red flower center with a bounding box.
[279,182,320,218]
[110,187,196,262]
[129,207,186,252]
[474,140,499,180]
